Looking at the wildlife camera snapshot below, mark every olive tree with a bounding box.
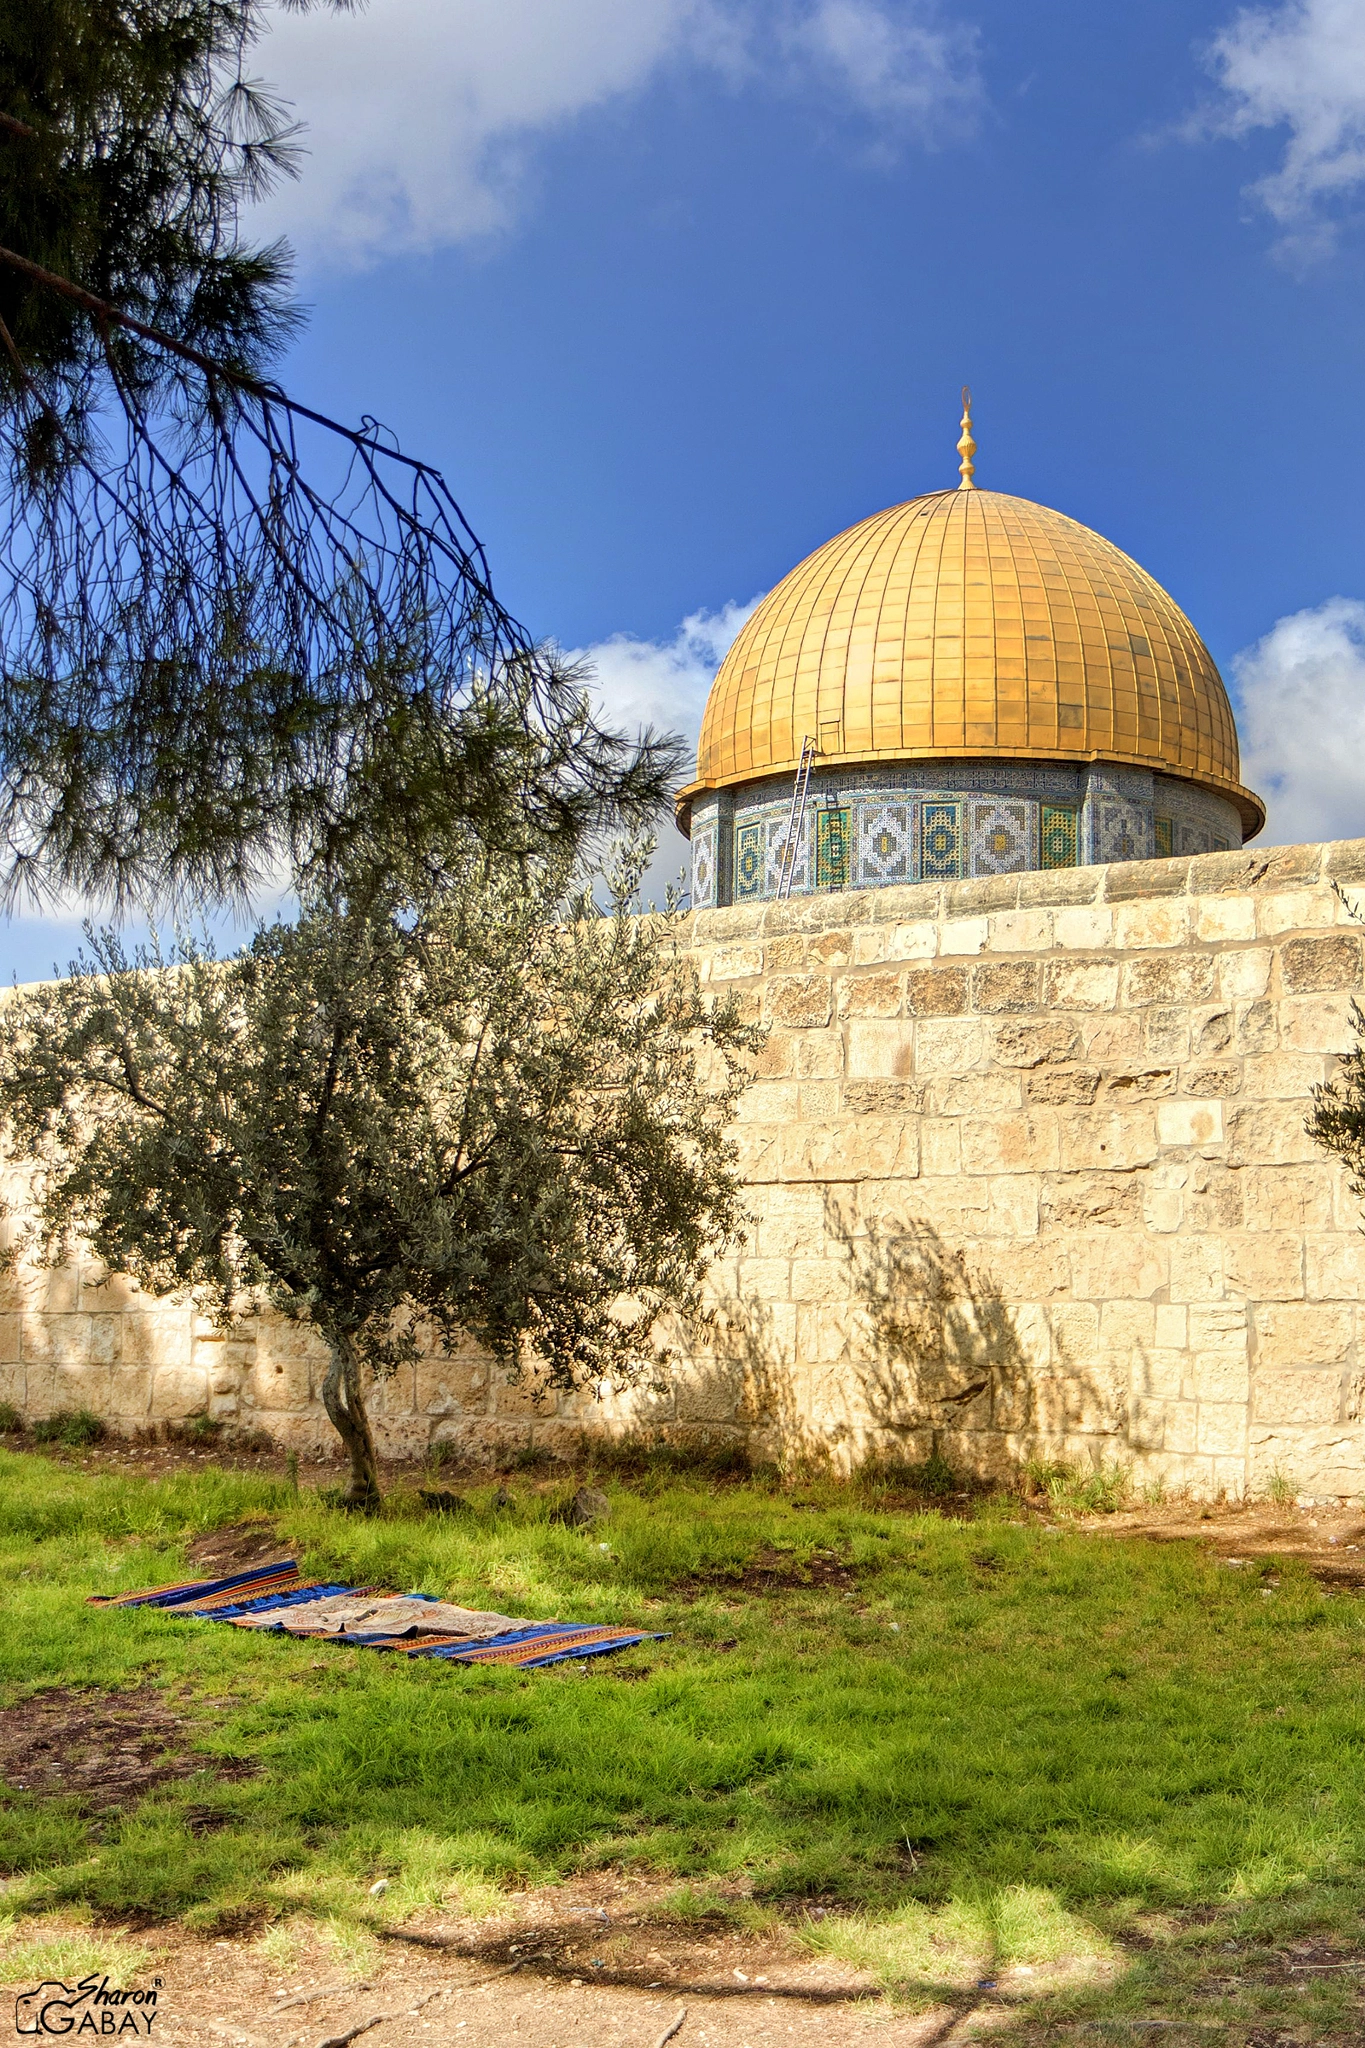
[0,849,757,1502]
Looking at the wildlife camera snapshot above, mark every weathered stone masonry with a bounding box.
[8,837,1365,1500]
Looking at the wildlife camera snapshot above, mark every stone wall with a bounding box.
[8,837,1365,1500]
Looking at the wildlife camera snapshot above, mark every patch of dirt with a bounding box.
[187,1521,294,1575]
[684,1545,861,1595]
[1078,1502,1365,1590]
[0,1686,254,1811]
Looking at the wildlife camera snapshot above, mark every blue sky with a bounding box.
[9,0,1365,976]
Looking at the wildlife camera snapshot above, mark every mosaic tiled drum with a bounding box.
[675,428,1264,907]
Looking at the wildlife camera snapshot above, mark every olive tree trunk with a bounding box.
[320,1331,382,1508]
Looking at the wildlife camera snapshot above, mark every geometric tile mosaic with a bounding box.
[735,821,764,901]
[855,800,915,886]
[815,806,851,890]
[970,799,1033,876]
[1040,804,1079,870]
[921,800,962,881]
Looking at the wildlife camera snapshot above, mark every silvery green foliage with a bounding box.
[0,846,757,1499]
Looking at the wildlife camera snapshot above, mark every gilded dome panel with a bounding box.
[684,488,1261,833]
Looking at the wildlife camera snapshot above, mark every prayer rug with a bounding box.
[90,1562,666,1668]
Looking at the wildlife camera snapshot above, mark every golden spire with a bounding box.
[956,386,976,490]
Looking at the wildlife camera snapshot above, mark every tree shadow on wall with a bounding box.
[821,1198,1035,1456]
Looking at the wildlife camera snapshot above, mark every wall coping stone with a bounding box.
[686,839,1356,947]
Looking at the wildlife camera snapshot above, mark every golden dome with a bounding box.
[679,487,1264,837]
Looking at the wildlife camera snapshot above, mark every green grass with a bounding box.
[2,1447,1365,2041]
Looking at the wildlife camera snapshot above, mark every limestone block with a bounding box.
[1054,905,1114,951]
[1124,952,1216,1008]
[961,1112,1059,1176]
[993,1017,1083,1068]
[1325,839,1365,883]
[1099,1301,1158,1355]
[1157,1100,1224,1148]
[1017,866,1102,908]
[916,1114,961,1179]
[844,1079,924,1115]
[1235,998,1278,1050]
[0,1314,16,1363]
[948,875,1022,915]
[1258,889,1336,938]
[1155,1303,1188,1348]
[795,1303,861,1367]
[207,1361,240,1397]
[1223,1232,1304,1301]
[913,1019,987,1074]
[1043,959,1120,1011]
[852,928,888,966]
[790,1258,847,1303]
[1279,995,1355,1055]
[106,1366,153,1421]
[794,1030,847,1079]
[1182,1066,1242,1098]
[987,908,1053,953]
[1105,1067,1176,1101]
[807,928,854,966]
[847,1019,915,1079]
[693,904,763,943]
[703,942,769,983]
[766,976,833,1028]
[927,1071,1021,1116]
[10,1265,80,1315]
[1164,1402,1199,1454]
[886,920,938,962]
[1050,1301,1100,1359]
[1056,1106,1159,1172]
[149,1363,210,1420]
[1184,1163,1244,1232]
[1226,1103,1318,1168]
[1243,1164,1337,1231]
[972,962,1040,1013]
[1252,1370,1343,1426]
[1192,1351,1250,1403]
[986,1175,1041,1237]
[1195,1009,1234,1055]
[904,966,967,1016]
[783,1118,919,1183]
[735,1127,783,1183]
[839,973,904,1018]
[1141,1008,1189,1061]
[1041,1172,1143,1229]
[913,1174,991,1233]
[1129,1398,1167,1450]
[24,1315,93,1370]
[797,1081,840,1120]
[1189,1303,1248,1354]
[371,1416,432,1460]
[985,1239,1072,1298]
[1068,1232,1167,1301]
[761,935,809,972]
[755,1186,829,1260]
[1169,1236,1225,1302]
[1254,1303,1353,1366]
[940,916,988,956]
[248,1347,316,1412]
[1115,899,1189,949]
[1136,1350,1187,1400]
[1196,896,1257,943]
[1027,1066,1101,1106]
[751,1030,798,1079]
[1088,1015,1149,1062]
[495,1371,560,1417]
[1248,1422,1365,1497]
[414,1360,490,1416]
[1196,1404,1248,1456]
[1144,1188,1183,1232]
[737,1080,801,1124]
[1305,1236,1365,1300]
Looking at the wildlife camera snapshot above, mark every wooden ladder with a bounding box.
[776,735,817,900]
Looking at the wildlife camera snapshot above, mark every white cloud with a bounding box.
[257,0,983,269]
[1234,597,1365,846]
[570,596,761,902]
[1200,0,1365,260]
